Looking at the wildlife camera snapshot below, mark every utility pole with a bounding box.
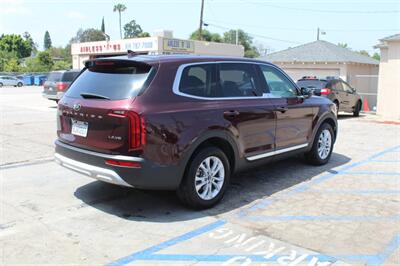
[198,0,205,40]
[236,29,239,45]
[317,27,320,41]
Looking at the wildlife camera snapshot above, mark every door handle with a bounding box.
[275,106,289,113]
[223,110,240,117]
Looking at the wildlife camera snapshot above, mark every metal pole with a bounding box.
[317,27,320,41]
[236,29,239,45]
[198,0,205,40]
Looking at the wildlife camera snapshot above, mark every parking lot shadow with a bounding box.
[74,152,350,222]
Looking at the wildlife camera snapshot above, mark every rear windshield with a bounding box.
[62,72,79,82]
[65,61,154,100]
[297,80,327,90]
[47,72,63,82]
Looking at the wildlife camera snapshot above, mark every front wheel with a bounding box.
[0,83,3,87]
[177,147,230,209]
[17,82,23,87]
[353,101,361,117]
[305,123,334,165]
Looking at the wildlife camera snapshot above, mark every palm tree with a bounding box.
[113,3,127,39]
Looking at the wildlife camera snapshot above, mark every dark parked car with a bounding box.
[42,70,80,102]
[297,76,362,116]
[55,55,337,208]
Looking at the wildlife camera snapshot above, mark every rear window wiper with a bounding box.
[80,92,110,100]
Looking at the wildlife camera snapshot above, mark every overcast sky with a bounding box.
[1,0,399,54]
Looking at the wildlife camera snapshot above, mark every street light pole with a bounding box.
[198,0,205,40]
[317,27,320,41]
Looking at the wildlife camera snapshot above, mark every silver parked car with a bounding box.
[0,76,24,87]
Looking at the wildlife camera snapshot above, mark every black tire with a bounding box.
[177,147,230,209]
[334,100,339,116]
[0,83,2,87]
[17,82,23,87]
[305,123,334,165]
[353,101,361,117]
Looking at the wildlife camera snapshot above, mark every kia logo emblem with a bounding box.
[73,103,81,111]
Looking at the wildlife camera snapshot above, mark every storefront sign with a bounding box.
[163,38,194,53]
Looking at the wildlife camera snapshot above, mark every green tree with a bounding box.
[0,34,32,58]
[0,50,18,71]
[4,58,20,72]
[123,19,143,38]
[70,28,106,43]
[44,31,52,50]
[101,17,105,33]
[53,60,72,70]
[337,42,348,48]
[372,52,380,61]
[358,50,370,56]
[190,29,222,42]
[223,29,259,58]
[138,32,150,38]
[23,32,38,55]
[113,3,127,39]
[37,51,54,71]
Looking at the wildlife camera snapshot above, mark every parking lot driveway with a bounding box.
[1,87,399,266]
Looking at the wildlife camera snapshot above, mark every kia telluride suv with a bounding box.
[55,55,337,209]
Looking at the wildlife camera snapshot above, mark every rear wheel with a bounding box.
[305,123,334,165]
[0,83,2,87]
[17,82,23,87]
[353,101,361,117]
[177,147,230,209]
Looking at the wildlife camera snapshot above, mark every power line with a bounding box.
[205,22,302,44]
[206,19,400,32]
[242,1,400,14]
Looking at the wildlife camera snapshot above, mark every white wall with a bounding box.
[377,40,400,120]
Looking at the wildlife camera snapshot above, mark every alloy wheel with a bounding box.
[194,156,225,200]
[318,129,332,159]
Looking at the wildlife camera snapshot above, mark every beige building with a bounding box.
[71,31,244,69]
[260,40,379,109]
[375,34,400,120]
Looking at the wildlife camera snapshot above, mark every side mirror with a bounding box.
[300,87,314,98]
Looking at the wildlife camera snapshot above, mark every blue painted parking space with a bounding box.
[105,145,400,266]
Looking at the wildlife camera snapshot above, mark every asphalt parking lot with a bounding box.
[1,86,399,266]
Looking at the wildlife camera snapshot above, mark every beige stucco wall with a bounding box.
[271,62,346,81]
[377,40,400,120]
[346,64,379,110]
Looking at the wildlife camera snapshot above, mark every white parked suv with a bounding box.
[0,76,24,87]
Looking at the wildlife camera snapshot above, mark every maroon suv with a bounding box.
[55,55,337,208]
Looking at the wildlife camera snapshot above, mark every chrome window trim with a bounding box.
[55,140,144,162]
[172,61,300,101]
[246,143,308,161]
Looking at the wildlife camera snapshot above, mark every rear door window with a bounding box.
[297,80,327,90]
[219,63,262,97]
[62,72,79,82]
[65,61,154,100]
[47,72,63,82]
[179,64,218,97]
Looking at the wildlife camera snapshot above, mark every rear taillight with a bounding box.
[56,82,68,91]
[108,110,146,150]
[320,88,331,95]
[105,159,141,168]
[128,111,146,150]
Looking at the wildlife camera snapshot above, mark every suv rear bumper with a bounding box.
[54,153,133,187]
[54,140,182,189]
[42,91,64,100]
